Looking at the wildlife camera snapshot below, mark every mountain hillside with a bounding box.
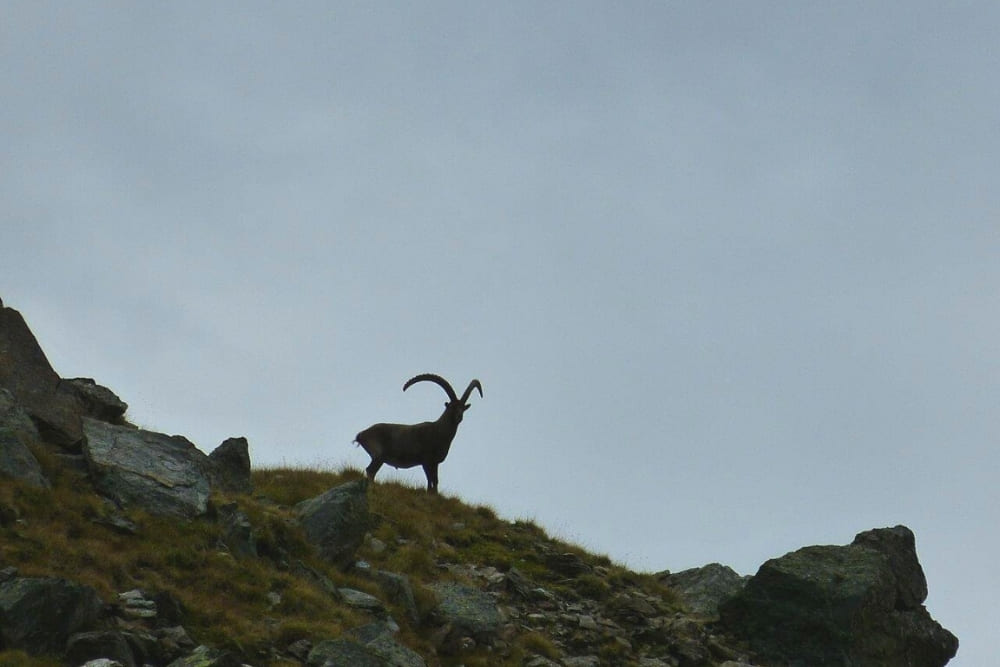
[0,298,958,666]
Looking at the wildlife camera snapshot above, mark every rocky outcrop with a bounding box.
[208,436,253,494]
[82,418,214,518]
[65,377,129,423]
[296,479,370,569]
[0,303,127,449]
[0,576,105,655]
[659,563,747,618]
[718,525,958,667]
[66,631,139,667]
[81,420,256,518]
[428,581,503,653]
[0,387,49,487]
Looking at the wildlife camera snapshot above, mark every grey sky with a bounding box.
[2,3,997,664]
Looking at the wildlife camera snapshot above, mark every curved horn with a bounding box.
[403,374,458,402]
[460,379,483,404]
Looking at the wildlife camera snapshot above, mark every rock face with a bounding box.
[718,525,958,667]
[0,303,89,448]
[296,479,370,569]
[0,577,105,655]
[208,436,253,494]
[428,581,503,653]
[0,388,49,487]
[65,377,129,423]
[659,562,747,618]
[82,418,213,518]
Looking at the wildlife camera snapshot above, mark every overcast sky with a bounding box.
[2,3,997,664]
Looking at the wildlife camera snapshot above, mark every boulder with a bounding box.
[64,378,128,423]
[66,631,137,667]
[82,418,212,518]
[0,389,49,487]
[347,623,426,667]
[852,524,928,610]
[338,588,387,615]
[217,503,258,558]
[718,525,958,667]
[0,303,88,448]
[0,577,104,655]
[428,581,503,650]
[208,436,252,494]
[306,638,388,666]
[166,645,242,667]
[295,479,369,569]
[659,563,747,617]
[0,386,41,436]
[374,570,420,625]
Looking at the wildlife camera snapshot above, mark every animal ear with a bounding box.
[463,404,471,411]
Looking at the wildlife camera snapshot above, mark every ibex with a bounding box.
[355,374,483,493]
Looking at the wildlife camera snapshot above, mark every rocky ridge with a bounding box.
[0,298,958,666]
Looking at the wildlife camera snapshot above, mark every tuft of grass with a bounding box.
[2,458,683,666]
[0,650,60,667]
[252,467,364,506]
[520,631,561,659]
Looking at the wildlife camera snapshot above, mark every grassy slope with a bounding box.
[0,450,681,666]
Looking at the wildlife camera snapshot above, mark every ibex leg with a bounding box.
[422,463,439,494]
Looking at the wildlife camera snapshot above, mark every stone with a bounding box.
[563,658,601,667]
[156,626,197,660]
[166,645,243,667]
[0,577,104,655]
[82,418,212,518]
[0,426,49,488]
[208,436,252,494]
[0,303,88,448]
[429,582,503,640]
[852,524,928,610]
[217,502,257,558]
[659,562,747,617]
[544,552,591,576]
[120,629,165,666]
[525,658,562,667]
[66,630,137,667]
[339,588,387,615]
[286,638,312,660]
[64,377,128,423]
[374,570,420,625]
[348,623,426,667]
[0,388,49,487]
[504,566,533,598]
[151,591,187,626]
[366,633,426,666]
[118,589,157,619]
[306,638,387,666]
[296,479,370,569]
[719,526,958,667]
[0,387,42,436]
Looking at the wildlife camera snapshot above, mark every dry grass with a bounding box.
[0,461,679,666]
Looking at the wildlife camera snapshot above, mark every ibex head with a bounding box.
[403,373,483,426]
